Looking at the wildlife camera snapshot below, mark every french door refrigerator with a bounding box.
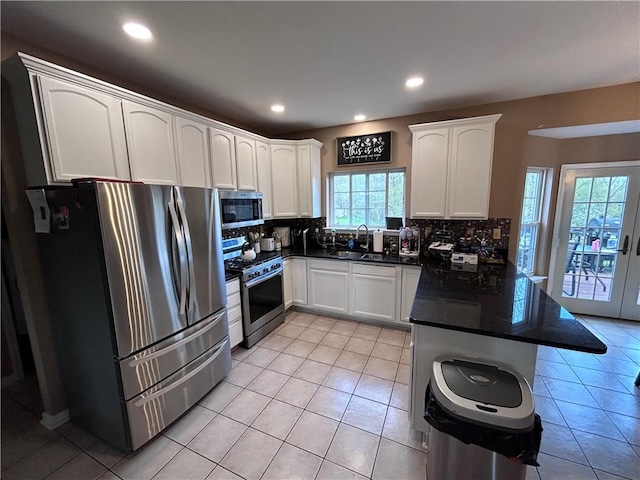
[35,181,231,450]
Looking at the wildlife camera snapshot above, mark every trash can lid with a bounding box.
[431,356,535,431]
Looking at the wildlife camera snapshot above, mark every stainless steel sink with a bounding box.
[329,250,367,259]
[360,253,385,261]
[329,250,386,261]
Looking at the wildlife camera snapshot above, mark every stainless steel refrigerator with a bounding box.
[35,181,231,450]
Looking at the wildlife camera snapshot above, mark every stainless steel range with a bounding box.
[223,237,285,347]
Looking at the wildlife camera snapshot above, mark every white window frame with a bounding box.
[328,168,406,228]
[517,167,551,275]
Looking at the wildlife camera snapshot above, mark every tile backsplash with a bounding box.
[223,217,510,258]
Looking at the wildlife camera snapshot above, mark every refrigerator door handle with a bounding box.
[174,187,196,314]
[168,194,188,315]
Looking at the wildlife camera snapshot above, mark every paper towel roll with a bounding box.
[373,229,384,253]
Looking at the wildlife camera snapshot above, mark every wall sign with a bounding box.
[337,131,392,166]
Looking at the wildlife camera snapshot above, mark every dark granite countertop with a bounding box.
[279,247,423,267]
[409,259,607,354]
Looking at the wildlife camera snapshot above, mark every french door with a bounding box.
[550,163,640,320]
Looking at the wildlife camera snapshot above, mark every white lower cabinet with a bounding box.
[350,263,400,322]
[284,257,419,326]
[400,266,422,323]
[291,258,308,306]
[226,278,243,348]
[308,260,349,315]
[283,258,293,309]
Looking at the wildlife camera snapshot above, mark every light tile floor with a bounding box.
[2,311,639,479]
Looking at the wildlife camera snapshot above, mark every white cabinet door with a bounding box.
[38,75,130,182]
[297,142,322,218]
[283,258,293,309]
[209,127,237,190]
[308,260,349,314]
[447,121,496,219]
[291,258,308,306]
[123,101,178,184]
[174,116,210,188]
[350,263,398,322]
[400,266,422,323]
[235,135,257,191]
[409,128,449,219]
[409,114,500,219]
[256,141,273,219]
[271,144,298,218]
[226,278,243,348]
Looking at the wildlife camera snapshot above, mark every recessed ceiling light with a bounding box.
[405,77,424,88]
[354,114,367,122]
[271,104,285,113]
[122,22,153,40]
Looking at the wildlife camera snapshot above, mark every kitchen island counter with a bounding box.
[408,259,607,434]
[410,259,607,354]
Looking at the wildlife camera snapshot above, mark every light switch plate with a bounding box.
[492,228,501,239]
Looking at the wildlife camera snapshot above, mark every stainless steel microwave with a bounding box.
[219,191,264,229]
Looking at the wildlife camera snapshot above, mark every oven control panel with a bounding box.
[242,259,283,282]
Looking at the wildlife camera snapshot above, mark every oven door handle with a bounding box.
[244,269,282,289]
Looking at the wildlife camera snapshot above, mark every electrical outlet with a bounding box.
[492,228,501,240]
[466,228,474,236]
[315,227,319,233]
[425,227,432,235]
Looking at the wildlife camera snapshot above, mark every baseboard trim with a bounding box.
[40,409,70,430]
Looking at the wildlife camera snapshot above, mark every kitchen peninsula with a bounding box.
[408,260,607,433]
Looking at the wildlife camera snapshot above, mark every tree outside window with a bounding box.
[330,169,405,227]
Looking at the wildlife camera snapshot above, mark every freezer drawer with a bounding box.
[125,335,231,450]
[119,308,228,400]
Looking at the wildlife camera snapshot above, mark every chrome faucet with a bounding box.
[356,224,369,251]
[331,228,337,245]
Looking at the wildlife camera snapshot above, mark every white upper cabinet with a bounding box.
[37,75,130,183]
[123,101,178,185]
[409,114,501,220]
[409,128,449,218]
[235,135,257,191]
[174,116,211,188]
[297,141,322,218]
[447,122,497,218]
[256,141,273,219]
[271,143,298,218]
[5,54,323,192]
[209,127,237,190]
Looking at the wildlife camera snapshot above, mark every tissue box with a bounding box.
[451,253,479,264]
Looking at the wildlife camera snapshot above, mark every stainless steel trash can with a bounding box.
[425,356,535,480]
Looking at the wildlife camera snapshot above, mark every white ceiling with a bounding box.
[2,1,639,134]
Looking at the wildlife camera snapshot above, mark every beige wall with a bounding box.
[284,84,640,267]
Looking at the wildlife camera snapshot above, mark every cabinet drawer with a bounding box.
[229,321,243,349]
[309,259,349,272]
[352,263,397,278]
[227,292,241,309]
[226,278,240,296]
[228,304,242,324]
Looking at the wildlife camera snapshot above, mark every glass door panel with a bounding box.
[551,165,640,320]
